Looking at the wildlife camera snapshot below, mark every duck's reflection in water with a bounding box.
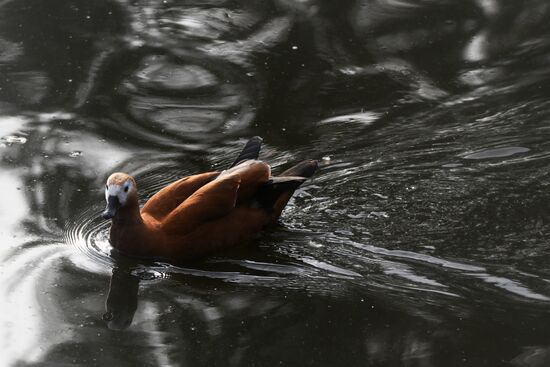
[103,257,140,330]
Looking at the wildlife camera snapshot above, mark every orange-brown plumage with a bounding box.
[102,137,317,262]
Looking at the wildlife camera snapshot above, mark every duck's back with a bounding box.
[141,171,219,220]
[160,160,270,233]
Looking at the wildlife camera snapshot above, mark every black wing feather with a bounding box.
[230,136,263,168]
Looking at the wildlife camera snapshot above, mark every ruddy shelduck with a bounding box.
[102,137,318,261]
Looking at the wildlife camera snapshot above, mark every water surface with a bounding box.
[2,0,550,366]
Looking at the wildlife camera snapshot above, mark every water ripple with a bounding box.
[96,50,260,143]
[64,204,113,270]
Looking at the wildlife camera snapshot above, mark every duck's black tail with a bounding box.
[230,136,263,168]
[257,159,318,222]
[279,159,318,178]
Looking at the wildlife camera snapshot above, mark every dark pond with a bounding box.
[2,0,550,366]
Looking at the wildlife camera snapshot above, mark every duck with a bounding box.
[102,137,318,261]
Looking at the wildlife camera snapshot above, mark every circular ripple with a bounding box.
[64,203,114,268]
[86,48,260,146]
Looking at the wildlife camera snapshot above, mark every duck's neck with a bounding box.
[113,200,143,227]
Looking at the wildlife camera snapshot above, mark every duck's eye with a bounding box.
[124,186,129,193]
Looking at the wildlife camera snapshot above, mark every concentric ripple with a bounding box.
[64,203,114,269]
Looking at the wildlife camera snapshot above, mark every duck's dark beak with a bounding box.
[102,195,120,220]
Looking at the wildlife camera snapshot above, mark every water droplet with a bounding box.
[69,150,82,158]
[291,46,298,50]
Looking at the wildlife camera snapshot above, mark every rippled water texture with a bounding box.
[2,0,550,366]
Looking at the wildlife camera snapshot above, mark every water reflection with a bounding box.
[103,261,140,330]
[117,51,258,141]
[0,168,74,365]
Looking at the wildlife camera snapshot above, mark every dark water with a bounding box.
[2,0,550,365]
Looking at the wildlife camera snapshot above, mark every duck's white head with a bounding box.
[102,172,137,219]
